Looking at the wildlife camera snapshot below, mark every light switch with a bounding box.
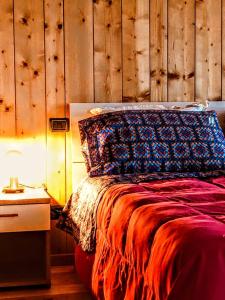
[49,118,70,132]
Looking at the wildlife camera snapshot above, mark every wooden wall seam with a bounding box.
[13,0,17,135]
[43,0,47,189]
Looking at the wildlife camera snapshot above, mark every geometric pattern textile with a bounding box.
[78,110,225,176]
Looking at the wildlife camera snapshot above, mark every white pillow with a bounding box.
[170,102,207,111]
[89,102,208,115]
[90,104,167,115]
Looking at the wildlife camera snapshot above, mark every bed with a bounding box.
[58,102,225,300]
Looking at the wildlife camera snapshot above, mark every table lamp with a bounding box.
[2,150,24,193]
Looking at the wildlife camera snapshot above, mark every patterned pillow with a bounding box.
[78,110,225,177]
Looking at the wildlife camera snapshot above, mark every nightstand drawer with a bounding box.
[0,204,50,233]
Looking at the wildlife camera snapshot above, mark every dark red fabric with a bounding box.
[75,244,95,290]
[91,177,225,300]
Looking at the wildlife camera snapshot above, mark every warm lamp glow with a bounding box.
[0,138,46,189]
[2,149,24,193]
[5,150,23,174]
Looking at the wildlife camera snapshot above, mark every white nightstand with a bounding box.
[0,188,51,288]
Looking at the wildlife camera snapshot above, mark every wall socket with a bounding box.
[49,118,70,132]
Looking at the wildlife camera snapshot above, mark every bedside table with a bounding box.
[0,188,51,288]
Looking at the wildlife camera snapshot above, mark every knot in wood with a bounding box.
[22,61,28,68]
[168,72,180,80]
[128,16,136,22]
[187,71,194,79]
[21,17,28,25]
[33,70,39,77]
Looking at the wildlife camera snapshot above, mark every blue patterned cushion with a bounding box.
[78,110,225,176]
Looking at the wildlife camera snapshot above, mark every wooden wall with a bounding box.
[0,0,225,206]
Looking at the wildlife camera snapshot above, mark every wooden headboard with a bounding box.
[70,102,225,191]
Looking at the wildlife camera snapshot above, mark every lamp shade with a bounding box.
[2,149,24,193]
[5,150,23,177]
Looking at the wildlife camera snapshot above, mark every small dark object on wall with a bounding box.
[49,118,70,132]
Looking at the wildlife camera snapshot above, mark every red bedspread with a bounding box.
[92,177,225,300]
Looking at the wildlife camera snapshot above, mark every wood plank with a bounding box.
[14,0,46,137]
[51,253,74,266]
[150,0,167,102]
[0,1,15,136]
[64,0,93,201]
[45,0,66,205]
[65,102,72,203]
[168,0,195,102]
[94,0,122,103]
[64,0,94,103]
[196,0,222,102]
[14,0,46,186]
[122,0,150,102]
[0,266,93,300]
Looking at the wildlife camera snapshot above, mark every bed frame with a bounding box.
[70,102,225,191]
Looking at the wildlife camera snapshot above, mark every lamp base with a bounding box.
[2,186,24,193]
[2,177,24,193]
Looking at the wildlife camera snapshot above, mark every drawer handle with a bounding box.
[0,213,18,218]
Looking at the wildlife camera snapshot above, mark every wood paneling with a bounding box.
[150,0,167,102]
[168,0,195,102]
[0,1,15,136]
[45,0,66,203]
[14,0,46,137]
[122,0,150,102]
[196,0,222,102]
[14,0,46,185]
[0,0,225,254]
[64,0,94,103]
[0,0,224,201]
[94,0,122,102]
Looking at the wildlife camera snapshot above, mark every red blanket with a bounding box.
[92,177,225,300]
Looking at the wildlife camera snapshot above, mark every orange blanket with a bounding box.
[92,177,225,300]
